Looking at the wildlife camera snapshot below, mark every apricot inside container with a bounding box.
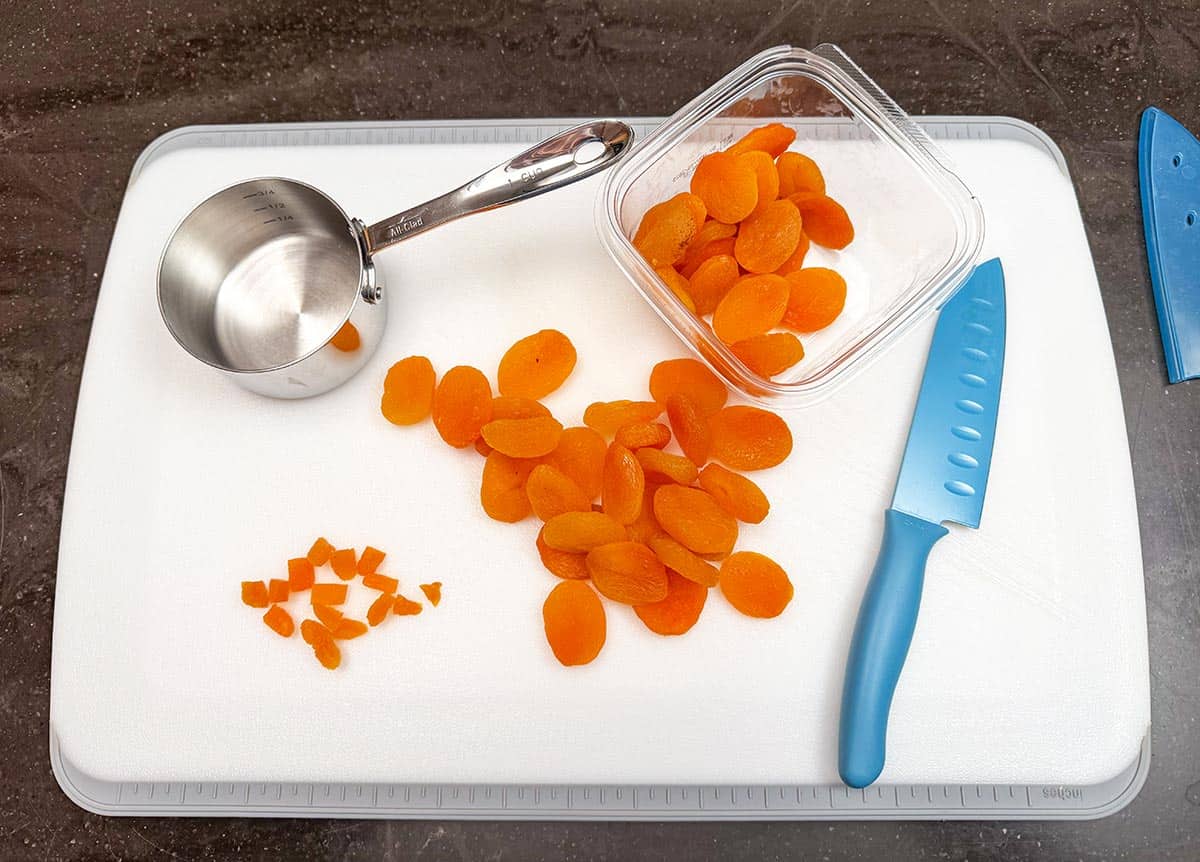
[597,44,985,409]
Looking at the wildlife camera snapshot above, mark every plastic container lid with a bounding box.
[597,44,984,408]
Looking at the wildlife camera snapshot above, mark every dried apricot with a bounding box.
[635,447,699,485]
[267,578,289,604]
[686,253,740,316]
[262,605,295,637]
[786,192,854,249]
[682,219,738,269]
[313,604,343,629]
[720,551,794,618]
[420,582,442,606]
[393,595,423,616]
[311,583,348,605]
[602,443,645,525]
[654,266,696,313]
[480,451,538,522]
[480,416,563,459]
[776,151,826,196]
[652,485,739,556]
[545,426,607,500]
[497,330,577,399]
[679,236,737,279]
[327,617,366,640]
[363,572,399,593]
[241,580,269,608]
[526,464,591,521]
[726,122,796,158]
[583,400,663,437]
[490,396,551,420]
[712,273,789,344]
[286,558,314,591]
[634,570,708,636]
[664,393,711,466]
[367,592,393,626]
[536,526,591,579]
[330,321,360,352]
[432,365,493,448]
[782,268,847,332]
[734,199,802,274]
[306,537,334,566]
[586,541,668,604]
[626,483,665,543]
[301,618,332,645]
[730,332,805,377]
[697,464,770,523]
[648,358,728,416]
[690,151,758,224]
[381,356,436,425]
[633,193,704,266]
[330,548,357,580]
[648,535,720,587]
[357,545,385,576]
[543,580,606,666]
[474,438,494,457]
[542,511,627,553]
[614,421,671,450]
[773,232,810,276]
[736,151,780,215]
[313,640,341,670]
[708,405,793,470]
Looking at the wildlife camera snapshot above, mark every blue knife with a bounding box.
[839,258,1006,789]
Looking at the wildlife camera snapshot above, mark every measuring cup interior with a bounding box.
[158,179,364,373]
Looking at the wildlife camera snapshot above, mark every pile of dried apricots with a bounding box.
[634,123,854,379]
[241,539,441,670]
[380,327,796,667]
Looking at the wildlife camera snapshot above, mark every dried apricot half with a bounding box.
[652,485,739,557]
[586,541,668,604]
[543,580,606,666]
[497,330,577,399]
[708,405,793,471]
[720,551,794,618]
[712,274,789,344]
[634,569,708,636]
[432,365,493,448]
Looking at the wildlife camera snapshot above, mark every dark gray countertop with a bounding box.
[1,1,1197,859]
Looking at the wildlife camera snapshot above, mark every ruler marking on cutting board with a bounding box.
[55,119,1134,821]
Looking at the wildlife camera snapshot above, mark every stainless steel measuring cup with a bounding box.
[157,120,633,398]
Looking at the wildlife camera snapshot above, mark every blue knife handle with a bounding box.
[839,508,949,788]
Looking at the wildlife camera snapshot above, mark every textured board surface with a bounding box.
[51,119,1148,795]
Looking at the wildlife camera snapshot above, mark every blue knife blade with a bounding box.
[839,258,1006,788]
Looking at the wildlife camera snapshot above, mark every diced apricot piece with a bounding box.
[634,569,709,635]
[776,151,826,196]
[786,192,854,249]
[602,443,645,525]
[497,330,577,399]
[330,618,368,640]
[286,558,315,591]
[241,580,269,608]
[648,358,728,416]
[664,393,712,466]
[393,595,423,616]
[712,274,789,344]
[357,545,386,576]
[585,541,668,605]
[363,572,399,593]
[653,485,739,556]
[726,122,796,158]
[708,405,793,471]
[330,548,357,580]
[367,592,393,626]
[526,464,592,521]
[311,583,348,605]
[583,400,663,437]
[544,426,607,501]
[313,640,341,670]
[730,332,805,377]
[614,421,671,450]
[734,199,802,274]
[536,526,592,579]
[431,365,493,448]
[698,464,770,524]
[306,537,334,566]
[480,416,564,459]
[720,551,794,618]
[267,578,289,604]
[635,446,700,485]
[419,582,442,606]
[262,605,295,637]
[381,356,436,425]
[543,580,606,666]
[690,151,758,224]
[782,268,847,332]
[313,604,343,629]
[648,535,720,587]
[542,511,627,553]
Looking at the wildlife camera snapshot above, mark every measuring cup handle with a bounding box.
[362,119,634,253]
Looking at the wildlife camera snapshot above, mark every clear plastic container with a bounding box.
[597,44,984,408]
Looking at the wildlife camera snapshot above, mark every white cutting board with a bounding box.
[50,124,1149,789]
